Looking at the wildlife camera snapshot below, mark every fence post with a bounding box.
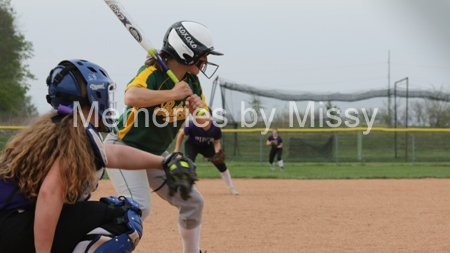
[335,132,339,166]
[357,131,362,161]
[412,132,415,166]
[260,132,263,166]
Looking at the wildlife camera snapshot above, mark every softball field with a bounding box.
[91,178,450,253]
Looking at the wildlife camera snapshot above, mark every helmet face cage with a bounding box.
[195,60,219,79]
[47,59,117,131]
[162,21,223,78]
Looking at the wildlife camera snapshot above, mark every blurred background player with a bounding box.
[105,21,222,253]
[174,109,239,195]
[0,59,175,252]
[266,128,284,172]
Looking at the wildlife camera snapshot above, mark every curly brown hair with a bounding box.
[0,61,101,204]
[0,112,98,204]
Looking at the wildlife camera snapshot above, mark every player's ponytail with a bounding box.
[144,51,173,72]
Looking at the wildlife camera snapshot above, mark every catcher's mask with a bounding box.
[46,59,118,132]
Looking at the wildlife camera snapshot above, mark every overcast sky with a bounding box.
[10,0,450,115]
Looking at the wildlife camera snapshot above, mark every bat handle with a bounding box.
[148,48,180,83]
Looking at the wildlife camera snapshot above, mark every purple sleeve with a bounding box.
[268,135,274,141]
[278,136,282,144]
[214,128,222,140]
[184,122,193,135]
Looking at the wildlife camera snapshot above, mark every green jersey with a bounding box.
[115,65,207,155]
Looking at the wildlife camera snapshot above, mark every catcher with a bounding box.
[175,110,239,195]
[0,59,196,252]
[266,128,284,172]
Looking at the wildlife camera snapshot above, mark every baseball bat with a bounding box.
[103,0,180,83]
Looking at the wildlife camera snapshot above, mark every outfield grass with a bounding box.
[3,127,450,163]
[215,130,450,163]
[193,161,450,179]
[2,128,450,180]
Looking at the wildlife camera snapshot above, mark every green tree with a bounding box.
[0,0,37,118]
[325,101,340,125]
[248,95,264,122]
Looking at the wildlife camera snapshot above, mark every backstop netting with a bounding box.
[205,77,450,163]
[216,129,450,163]
[211,77,450,125]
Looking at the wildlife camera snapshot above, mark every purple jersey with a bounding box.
[0,127,105,211]
[0,177,34,210]
[268,135,282,145]
[184,121,222,146]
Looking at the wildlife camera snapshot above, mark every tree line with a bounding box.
[0,0,37,119]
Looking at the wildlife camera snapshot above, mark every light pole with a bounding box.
[394,77,409,161]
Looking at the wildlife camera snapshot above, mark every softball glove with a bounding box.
[271,140,278,147]
[162,152,198,200]
[207,148,226,164]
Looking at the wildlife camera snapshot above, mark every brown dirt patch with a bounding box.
[91,178,450,253]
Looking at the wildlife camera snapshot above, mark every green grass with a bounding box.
[215,130,450,163]
[3,128,450,180]
[193,161,450,179]
[0,131,12,151]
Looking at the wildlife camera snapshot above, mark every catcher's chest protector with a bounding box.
[78,124,108,202]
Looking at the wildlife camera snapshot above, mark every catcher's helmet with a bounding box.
[162,21,223,78]
[46,59,117,130]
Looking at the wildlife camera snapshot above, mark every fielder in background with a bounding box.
[267,128,284,172]
[174,110,240,195]
[105,21,222,253]
[0,59,187,253]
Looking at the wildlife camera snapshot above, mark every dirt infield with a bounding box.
[91,178,450,253]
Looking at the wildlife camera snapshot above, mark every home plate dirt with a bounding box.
[91,178,450,253]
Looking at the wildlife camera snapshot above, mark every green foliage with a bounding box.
[248,95,264,121]
[422,97,450,128]
[325,101,341,125]
[0,0,37,117]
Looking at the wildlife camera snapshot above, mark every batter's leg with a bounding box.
[147,151,204,253]
[104,133,153,220]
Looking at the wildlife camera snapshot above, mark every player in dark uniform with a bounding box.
[174,112,239,195]
[267,128,284,172]
[0,59,173,252]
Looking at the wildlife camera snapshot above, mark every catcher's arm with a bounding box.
[266,139,272,146]
[105,144,164,171]
[174,130,186,152]
[34,158,64,252]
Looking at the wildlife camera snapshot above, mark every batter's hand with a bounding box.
[186,94,204,115]
[172,81,193,101]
